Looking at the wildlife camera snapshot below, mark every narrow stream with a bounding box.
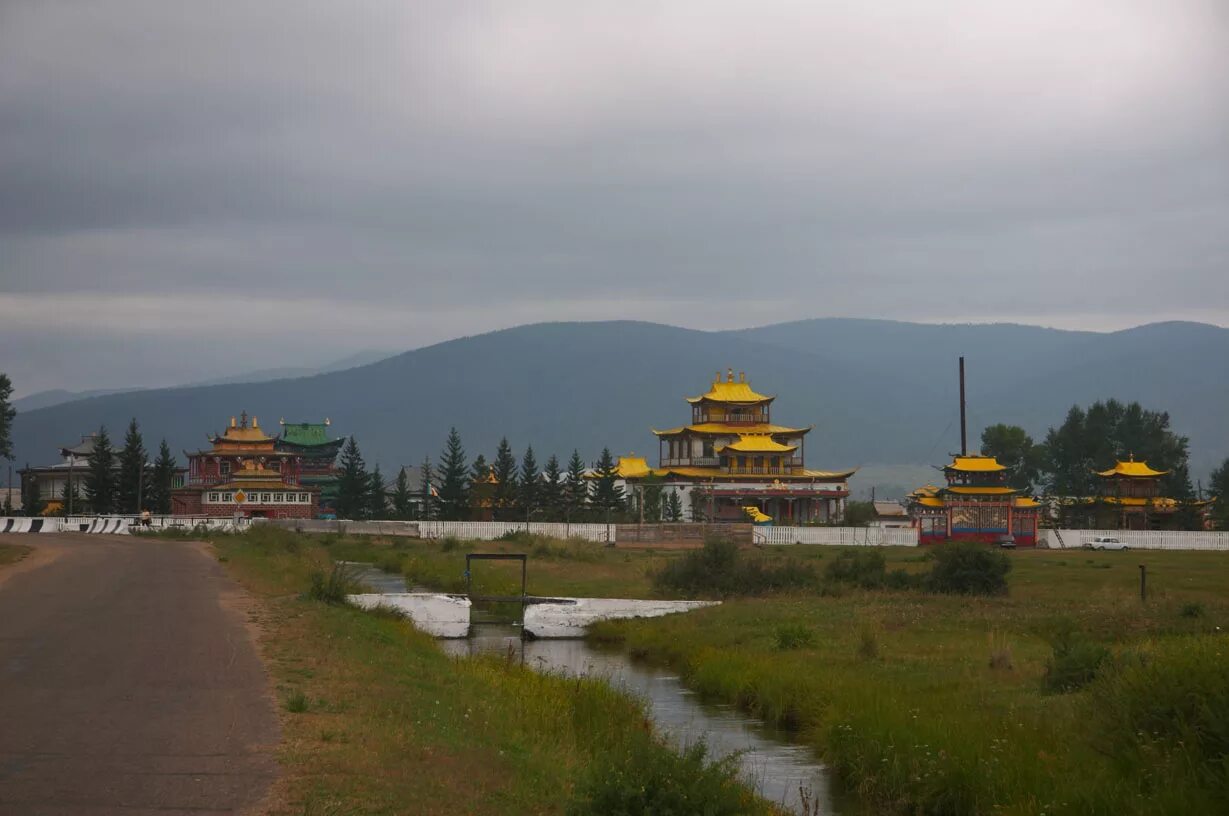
[348,564,852,815]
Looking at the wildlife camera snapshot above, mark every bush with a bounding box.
[824,549,887,588]
[1180,602,1205,619]
[305,563,358,605]
[654,537,816,596]
[284,689,309,713]
[774,623,815,650]
[439,535,461,552]
[925,541,1011,596]
[857,627,880,660]
[1043,627,1111,693]
[567,738,769,816]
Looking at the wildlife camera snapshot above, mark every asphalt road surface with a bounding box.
[0,534,279,815]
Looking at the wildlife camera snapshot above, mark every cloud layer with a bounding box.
[2,1,1227,393]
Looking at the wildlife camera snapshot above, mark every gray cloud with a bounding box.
[2,0,1228,394]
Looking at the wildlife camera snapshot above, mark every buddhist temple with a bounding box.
[1065,455,1205,530]
[619,370,855,522]
[276,419,344,514]
[172,412,317,519]
[907,454,1040,545]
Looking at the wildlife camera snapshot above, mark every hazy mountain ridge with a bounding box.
[9,320,1228,487]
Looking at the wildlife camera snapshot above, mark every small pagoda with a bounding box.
[1087,455,1198,530]
[909,454,1040,545]
[619,370,854,523]
[171,412,317,519]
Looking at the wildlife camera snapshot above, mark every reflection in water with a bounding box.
[346,563,845,815]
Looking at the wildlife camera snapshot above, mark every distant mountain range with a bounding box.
[8,320,1228,496]
[11,350,395,413]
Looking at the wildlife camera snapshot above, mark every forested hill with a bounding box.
[9,319,1229,481]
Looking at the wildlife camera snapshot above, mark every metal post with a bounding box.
[67,456,74,516]
[137,461,144,515]
[959,356,968,456]
[1139,564,1147,602]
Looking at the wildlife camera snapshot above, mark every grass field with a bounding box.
[208,527,776,816]
[282,531,1229,815]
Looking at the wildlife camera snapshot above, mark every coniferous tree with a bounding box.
[590,447,624,518]
[0,372,14,462]
[22,467,45,517]
[469,454,488,485]
[147,440,177,515]
[419,456,436,520]
[541,454,563,521]
[1210,458,1229,531]
[665,490,683,522]
[116,418,148,513]
[437,427,470,521]
[564,449,589,521]
[491,438,519,521]
[391,468,413,519]
[517,446,540,520]
[84,426,116,515]
[334,436,369,519]
[980,424,1042,492]
[367,465,387,519]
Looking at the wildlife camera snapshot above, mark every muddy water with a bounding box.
[350,563,851,815]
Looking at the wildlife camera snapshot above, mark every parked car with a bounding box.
[1084,536,1128,551]
[994,534,1016,549]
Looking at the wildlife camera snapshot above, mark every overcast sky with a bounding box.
[2,0,1227,395]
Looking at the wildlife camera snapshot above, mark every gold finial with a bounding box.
[739,371,745,382]
[325,418,331,426]
[727,367,734,382]
[230,416,237,428]
[252,416,259,428]
[1128,452,1135,462]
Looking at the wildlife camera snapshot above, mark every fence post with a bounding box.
[1138,564,1147,602]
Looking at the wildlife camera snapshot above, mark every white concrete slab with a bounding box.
[523,598,719,638]
[348,592,472,638]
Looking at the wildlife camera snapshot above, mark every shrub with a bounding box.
[284,689,309,713]
[305,563,358,605]
[824,549,887,588]
[654,536,816,596]
[925,541,1011,596]
[567,738,768,816]
[1043,627,1110,693]
[1180,602,1205,619]
[857,627,880,660]
[439,535,461,552]
[774,623,815,650]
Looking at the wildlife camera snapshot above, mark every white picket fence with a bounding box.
[1041,529,1229,551]
[418,520,613,543]
[754,526,920,547]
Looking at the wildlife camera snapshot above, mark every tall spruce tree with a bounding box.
[980,424,1042,491]
[392,468,413,519]
[437,427,470,521]
[541,454,563,521]
[664,490,683,522]
[0,372,14,462]
[491,438,518,521]
[517,445,540,520]
[334,436,369,519]
[564,449,588,521]
[1209,458,1229,531]
[147,440,177,515]
[116,418,147,513]
[469,454,488,485]
[590,447,624,517]
[368,465,387,519]
[84,426,116,515]
[22,468,45,517]
[419,456,436,520]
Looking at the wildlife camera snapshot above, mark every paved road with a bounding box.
[0,535,278,815]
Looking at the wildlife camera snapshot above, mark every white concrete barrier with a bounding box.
[347,593,473,637]
[753,526,919,547]
[523,598,721,638]
[1041,529,1229,551]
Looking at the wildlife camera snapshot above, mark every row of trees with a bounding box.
[23,420,179,516]
[331,428,686,522]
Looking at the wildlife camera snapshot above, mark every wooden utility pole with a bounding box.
[959,356,968,456]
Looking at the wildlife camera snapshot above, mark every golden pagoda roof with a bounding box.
[209,412,275,446]
[915,496,946,508]
[942,485,1018,495]
[943,455,1007,473]
[1095,456,1169,478]
[720,435,798,454]
[653,422,811,437]
[910,484,942,498]
[685,370,774,404]
[615,455,652,479]
[1013,497,1041,508]
[651,465,855,480]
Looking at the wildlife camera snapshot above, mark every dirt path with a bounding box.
[0,534,279,815]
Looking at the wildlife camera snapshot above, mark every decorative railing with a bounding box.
[660,457,720,467]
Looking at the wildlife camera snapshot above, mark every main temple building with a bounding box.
[618,371,855,523]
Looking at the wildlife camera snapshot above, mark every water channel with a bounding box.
[348,563,853,815]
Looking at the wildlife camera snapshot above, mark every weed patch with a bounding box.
[305,564,357,605]
[774,623,815,650]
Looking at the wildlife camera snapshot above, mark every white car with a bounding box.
[1085,536,1129,551]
